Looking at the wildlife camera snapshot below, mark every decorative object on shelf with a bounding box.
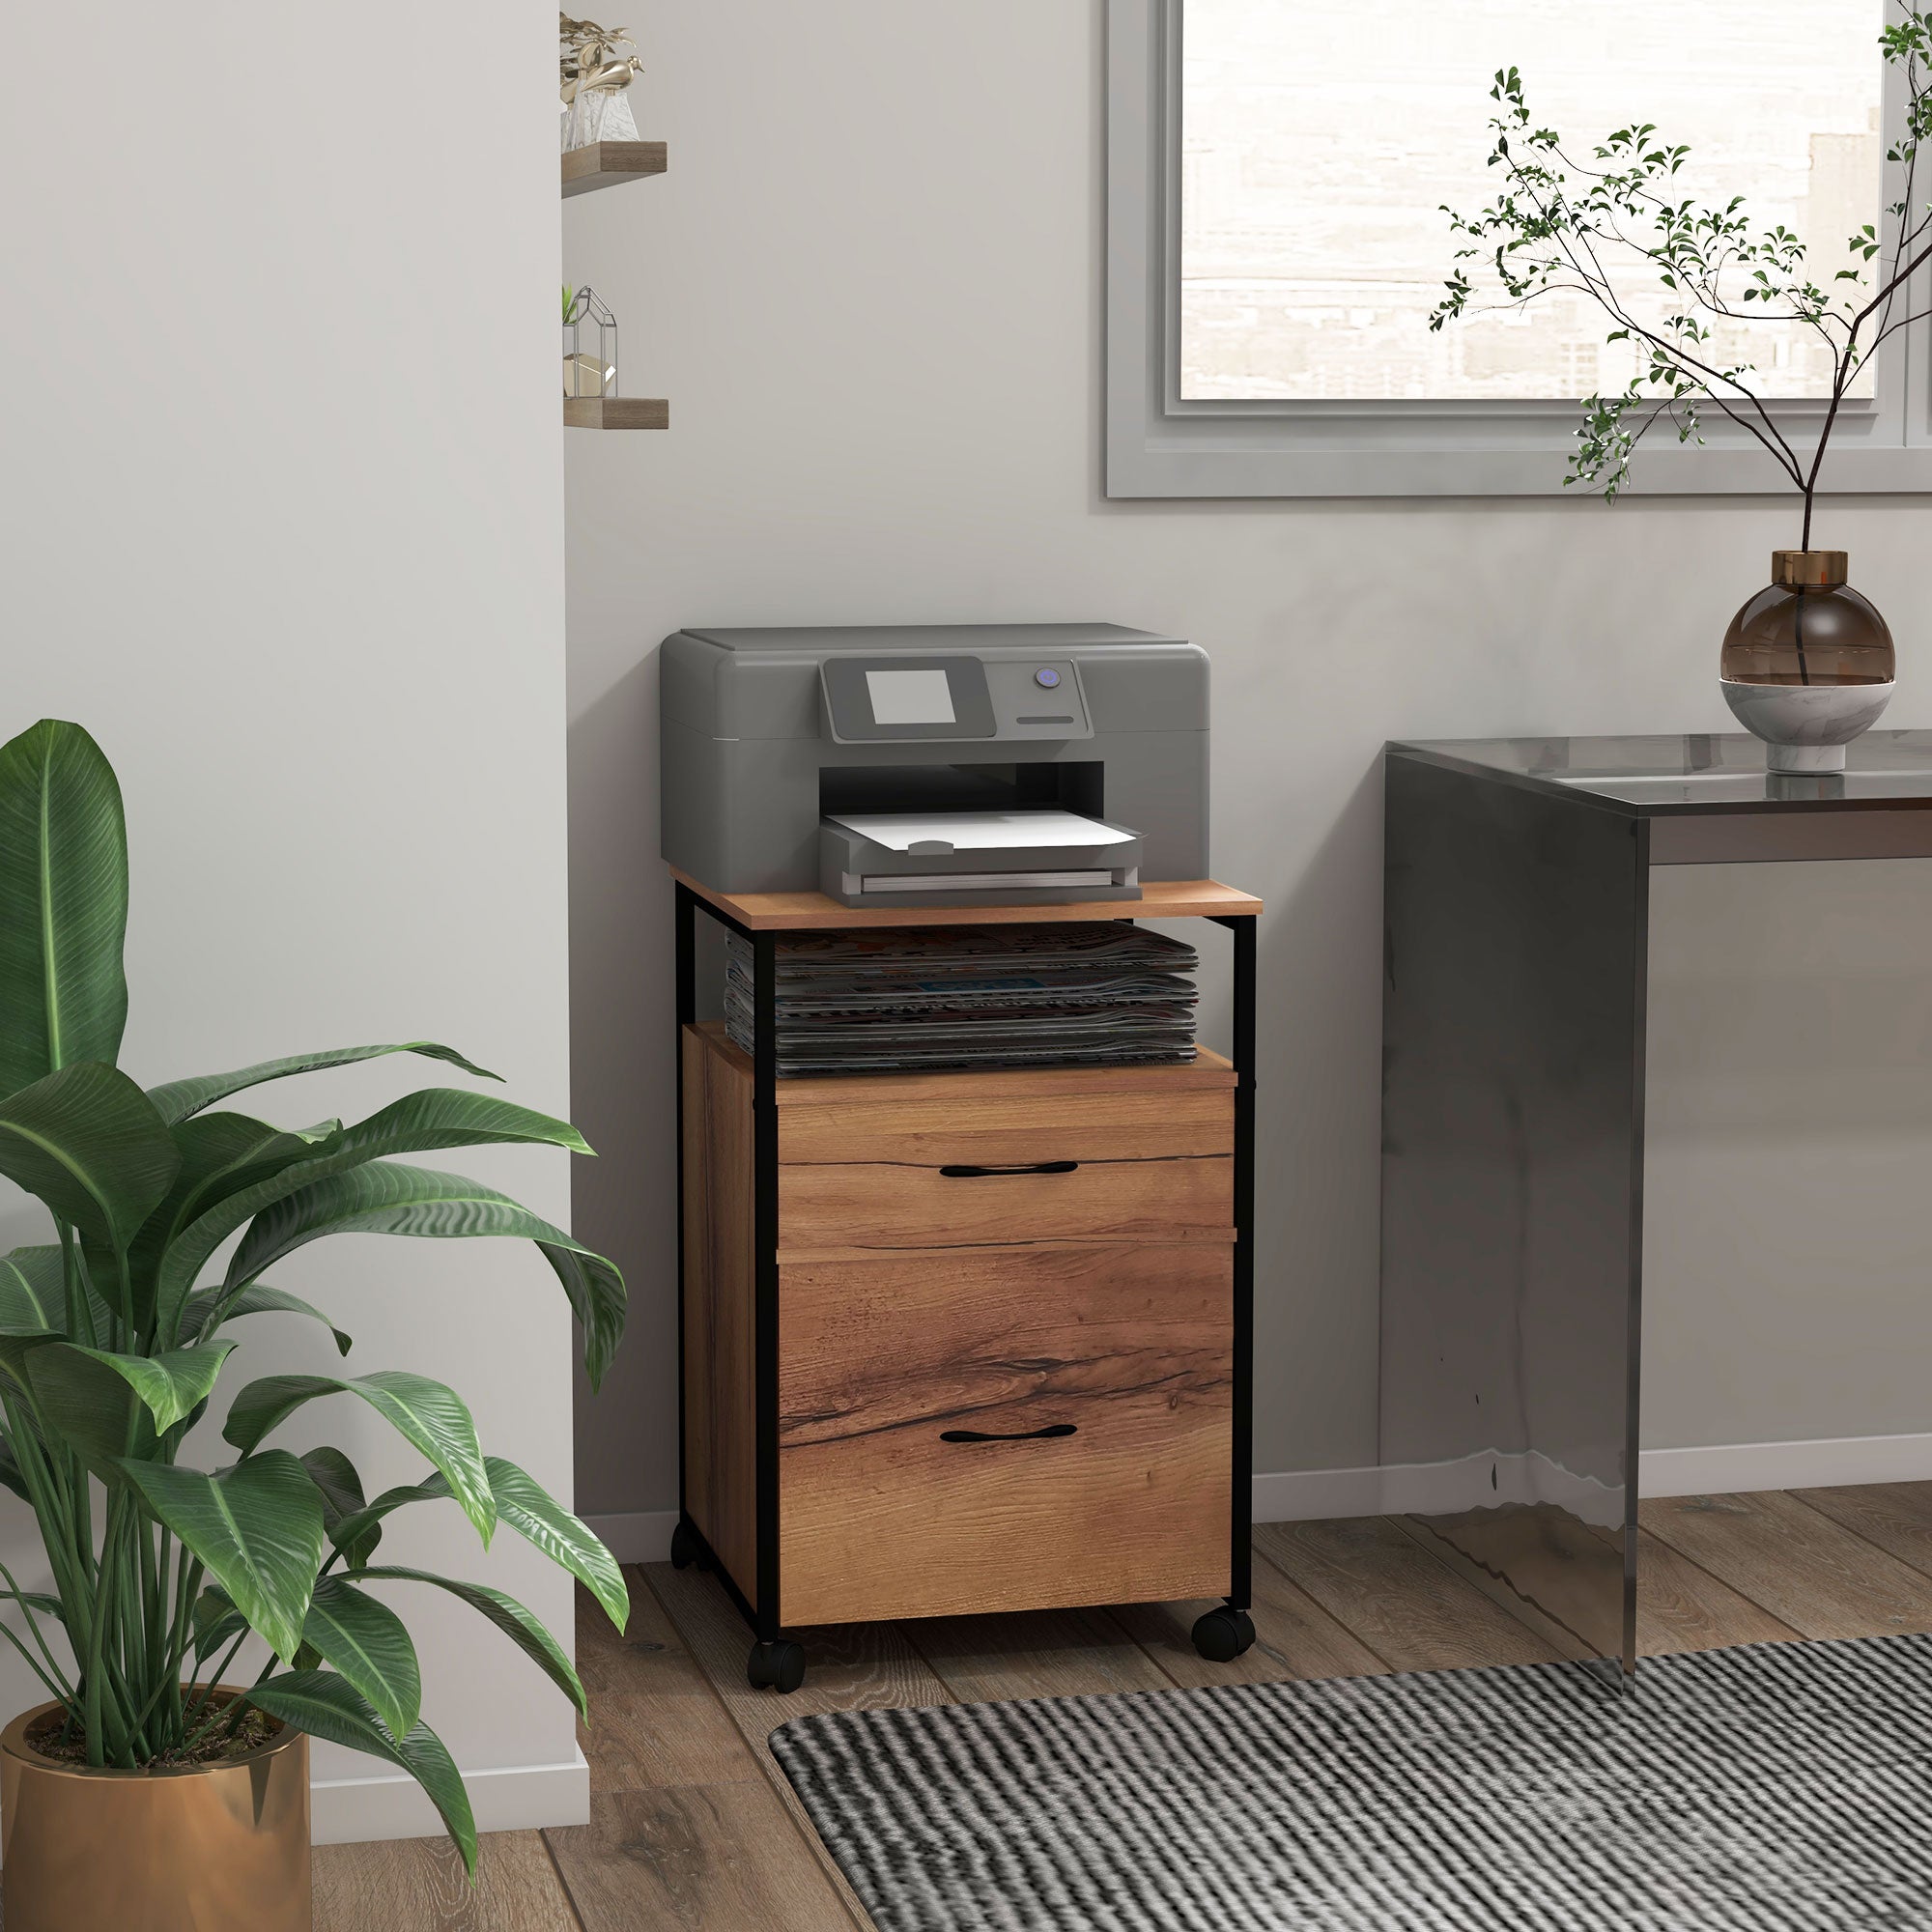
[563,283,617,399]
[560,14,641,152]
[1719,552,1896,772]
[0,718,629,1927]
[1432,4,1932,768]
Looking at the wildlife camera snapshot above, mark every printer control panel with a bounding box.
[820,654,1093,744]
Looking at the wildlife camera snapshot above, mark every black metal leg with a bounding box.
[1214,912,1257,1620]
[674,885,696,1526]
[751,929,786,1660]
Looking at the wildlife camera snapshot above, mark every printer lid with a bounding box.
[680,623,1184,654]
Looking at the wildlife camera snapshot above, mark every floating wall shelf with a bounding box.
[564,397,668,430]
[561,140,668,199]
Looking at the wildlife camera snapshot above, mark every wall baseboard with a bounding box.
[593,1433,1932,1570]
[584,1509,679,1564]
[312,1753,588,1844]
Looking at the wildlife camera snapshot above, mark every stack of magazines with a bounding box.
[723,923,1199,1075]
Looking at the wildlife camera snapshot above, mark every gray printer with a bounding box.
[659,624,1208,907]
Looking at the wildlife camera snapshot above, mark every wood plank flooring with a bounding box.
[311,1484,1932,1931]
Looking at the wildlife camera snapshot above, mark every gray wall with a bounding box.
[5,1,581,1835]
[566,0,1932,1518]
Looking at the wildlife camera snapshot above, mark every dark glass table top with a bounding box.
[1388,732,1932,813]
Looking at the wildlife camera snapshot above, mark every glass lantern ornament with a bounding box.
[1719,551,1895,773]
[562,286,618,400]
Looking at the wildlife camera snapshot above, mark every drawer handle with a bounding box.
[938,1423,1078,1444]
[938,1160,1079,1179]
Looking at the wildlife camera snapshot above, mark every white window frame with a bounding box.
[1105,0,1932,498]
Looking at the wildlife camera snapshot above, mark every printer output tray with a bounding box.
[818,810,1143,909]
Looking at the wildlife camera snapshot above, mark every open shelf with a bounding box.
[561,140,668,198]
[565,396,668,430]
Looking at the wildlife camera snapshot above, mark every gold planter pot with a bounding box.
[0,1694,310,1932]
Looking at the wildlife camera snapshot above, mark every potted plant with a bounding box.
[1432,2,1932,772]
[0,718,628,1929]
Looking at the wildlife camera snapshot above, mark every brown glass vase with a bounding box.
[1719,551,1895,772]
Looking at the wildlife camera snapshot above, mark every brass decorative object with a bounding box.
[563,285,620,398]
[0,1696,310,1932]
[560,14,642,148]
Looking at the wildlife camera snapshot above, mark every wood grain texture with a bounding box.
[1114,1548,1386,1689]
[563,396,668,429]
[902,1605,1175,1702]
[780,1083,1235,1167]
[1255,1517,1566,1671]
[545,1784,854,1932]
[576,1578,757,1792]
[1642,1490,1932,1639]
[314,1832,578,1932]
[682,1028,757,1604]
[669,868,1262,930]
[1623,1526,1802,1656]
[560,139,668,197]
[780,1150,1233,1252]
[1795,1482,1932,1580]
[691,1024,1236,1106]
[647,1559,949,1929]
[778,1244,1232,1624]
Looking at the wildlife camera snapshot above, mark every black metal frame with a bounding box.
[672,877,1259,1648]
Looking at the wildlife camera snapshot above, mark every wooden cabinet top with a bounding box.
[670,868,1261,930]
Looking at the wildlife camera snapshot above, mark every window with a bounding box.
[1106,0,1932,497]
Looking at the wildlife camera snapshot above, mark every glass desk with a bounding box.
[1380,733,1932,1684]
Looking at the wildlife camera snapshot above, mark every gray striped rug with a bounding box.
[770,1633,1932,1930]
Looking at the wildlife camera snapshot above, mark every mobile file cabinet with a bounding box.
[669,872,1261,1691]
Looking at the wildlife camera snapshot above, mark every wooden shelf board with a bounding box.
[685,1021,1237,1105]
[561,140,668,198]
[669,869,1262,931]
[564,396,668,430]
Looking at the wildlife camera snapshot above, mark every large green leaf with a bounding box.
[220,1161,626,1389]
[185,1283,352,1356]
[323,1472,450,1565]
[0,720,128,1099]
[221,1371,495,1545]
[298,1446,366,1532]
[24,1340,156,1475]
[148,1044,500,1127]
[191,1584,245,1659]
[485,1457,628,1633]
[120,1452,325,1664]
[125,1114,343,1324]
[31,1339,233,1440]
[302,1575,422,1740]
[153,1095,601,1346]
[352,1565,584,1717]
[0,1064,179,1257]
[0,1247,64,1332]
[245,1672,476,1875]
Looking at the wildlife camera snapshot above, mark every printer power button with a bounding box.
[1034,668,1061,689]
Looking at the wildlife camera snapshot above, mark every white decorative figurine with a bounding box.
[561,15,643,151]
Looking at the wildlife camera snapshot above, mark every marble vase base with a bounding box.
[1719,677,1896,773]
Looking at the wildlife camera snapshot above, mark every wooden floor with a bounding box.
[311,1483,1932,1930]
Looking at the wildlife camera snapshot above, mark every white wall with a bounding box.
[2,2,582,1836]
[565,0,1932,1530]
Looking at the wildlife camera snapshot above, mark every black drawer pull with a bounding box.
[938,1160,1078,1179]
[939,1423,1078,1444]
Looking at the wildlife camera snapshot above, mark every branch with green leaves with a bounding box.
[0,717,629,1877]
[1431,4,1932,541]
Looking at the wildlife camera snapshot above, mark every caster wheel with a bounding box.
[747,1639,807,1692]
[668,1521,701,1571]
[1191,1606,1256,1663]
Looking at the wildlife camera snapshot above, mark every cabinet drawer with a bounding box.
[777,1243,1232,1625]
[779,1087,1235,1251]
